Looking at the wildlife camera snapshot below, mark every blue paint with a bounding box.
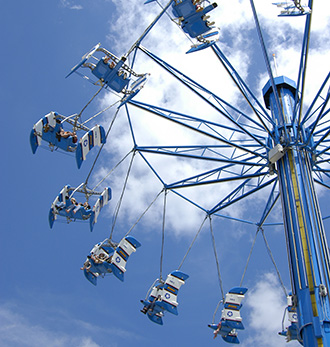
[264,76,330,345]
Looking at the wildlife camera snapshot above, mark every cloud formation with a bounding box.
[60,0,83,10]
[92,0,330,236]
[0,304,101,347]
[242,272,300,347]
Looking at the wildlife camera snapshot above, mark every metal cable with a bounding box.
[124,189,164,237]
[85,107,120,186]
[209,216,225,302]
[212,300,222,324]
[249,0,286,141]
[177,215,208,270]
[297,0,313,128]
[240,227,260,286]
[110,151,136,240]
[92,150,133,191]
[76,85,104,128]
[260,227,288,297]
[159,189,168,281]
[281,306,287,333]
[82,99,120,126]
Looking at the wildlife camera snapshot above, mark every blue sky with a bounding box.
[2,1,330,346]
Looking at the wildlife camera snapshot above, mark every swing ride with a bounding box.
[140,270,189,325]
[30,111,107,168]
[30,0,330,345]
[49,185,111,232]
[273,1,311,16]
[81,236,141,285]
[279,294,300,342]
[66,42,149,98]
[208,287,248,344]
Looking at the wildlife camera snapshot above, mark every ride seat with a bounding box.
[172,0,196,18]
[92,58,130,93]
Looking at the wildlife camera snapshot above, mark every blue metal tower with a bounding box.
[264,77,330,345]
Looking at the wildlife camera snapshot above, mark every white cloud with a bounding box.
[0,304,101,347]
[60,0,83,10]
[0,301,144,347]
[241,273,300,347]
[84,0,330,237]
[71,5,83,10]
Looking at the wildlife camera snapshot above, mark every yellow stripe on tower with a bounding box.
[288,150,323,346]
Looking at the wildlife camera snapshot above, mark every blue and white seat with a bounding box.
[141,270,189,325]
[209,287,248,344]
[30,111,106,168]
[49,185,111,232]
[82,236,141,285]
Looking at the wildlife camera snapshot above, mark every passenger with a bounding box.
[73,201,91,215]
[83,201,91,210]
[140,299,156,314]
[140,294,161,314]
[103,56,115,68]
[54,195,70,211]
[90,252,108,264]
[43,124,51,133]
[91,254,103,264]
[98,253,107,261]
[81,257,92,270]
[118,70,127,79]
[55,201,65,210]
[105,254,113,263]
[56,128,78,143]
[192,0,203,11]
[206,21,215,27]
[66,197,79,213]
[213,321,222,339]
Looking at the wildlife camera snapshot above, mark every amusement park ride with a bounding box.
[30,0,330,345]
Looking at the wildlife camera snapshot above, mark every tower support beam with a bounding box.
[264,76,330,346]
